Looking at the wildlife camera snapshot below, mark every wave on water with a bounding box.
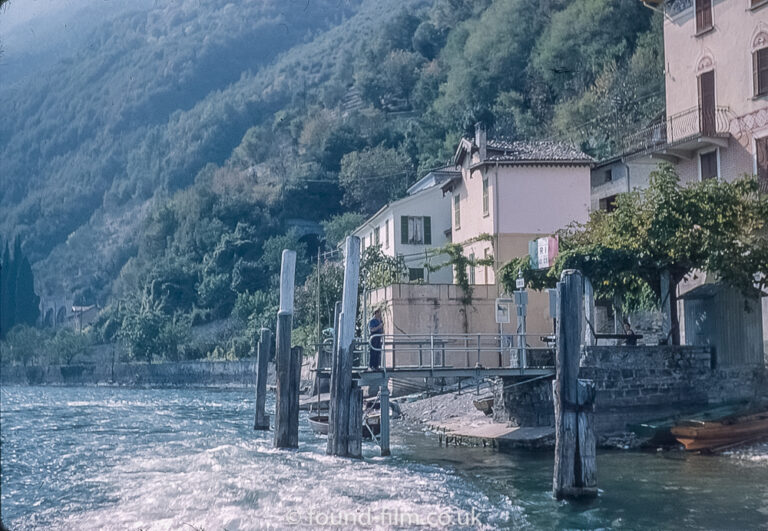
[725,441,768,463]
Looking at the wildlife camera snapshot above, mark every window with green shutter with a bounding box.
[401,216,429,245]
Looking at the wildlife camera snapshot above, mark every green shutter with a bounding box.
[401,216,408,244]
[528,239,538,269]
[423,216,431,245]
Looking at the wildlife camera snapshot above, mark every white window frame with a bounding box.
[453,194,461,230]
[407,216,425,245]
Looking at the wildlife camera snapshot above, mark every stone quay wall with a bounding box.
[494,345,766,434]
[1,359,276,388]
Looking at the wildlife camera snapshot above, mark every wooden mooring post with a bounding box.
[327,236,362,458]
[274,249,299,449]
[553,269,597,500]
[254,327,272,430]
[380,385,391,456]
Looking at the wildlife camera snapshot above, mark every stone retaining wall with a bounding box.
[0,359,275,387]
[494,345,766,434]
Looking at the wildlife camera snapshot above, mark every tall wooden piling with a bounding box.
[380,385,391,456]
[327,236,361,457]
[274,249,299,449]
[553,269,597,500]
[327,301,342,453]
[348,384,363,458]
[583,277,596,347]
[254,327,272,430]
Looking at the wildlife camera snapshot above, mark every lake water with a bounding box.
[2,386,768,530]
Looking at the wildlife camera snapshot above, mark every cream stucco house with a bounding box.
[352,167,456,284]
[440,124,593,335]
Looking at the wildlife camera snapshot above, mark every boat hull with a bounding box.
[671,412,768,451]
[307,414,380,439]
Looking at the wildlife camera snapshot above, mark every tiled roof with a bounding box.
[484,139,593,163]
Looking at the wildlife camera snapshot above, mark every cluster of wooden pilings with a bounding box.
[252,237,368,457]
[252,244,596,499]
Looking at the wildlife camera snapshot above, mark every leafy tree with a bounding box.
[531,0,651,100]
[412,22,445,60]
[1,325,46,366]
[339,145,414,215]
[500,165,768,344]
[293,260,345,347]
[360,246,408,290]
[49,328,91,365]
[321,213,366,248]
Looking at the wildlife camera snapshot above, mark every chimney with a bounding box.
[475,122,487,161]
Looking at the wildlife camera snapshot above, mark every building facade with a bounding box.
[442,124,593,336]
[592,0,768,348]
[352,168,456,284]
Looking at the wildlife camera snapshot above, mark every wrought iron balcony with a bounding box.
[622,106,731,155]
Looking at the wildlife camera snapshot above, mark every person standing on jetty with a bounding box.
[368,309,384,369]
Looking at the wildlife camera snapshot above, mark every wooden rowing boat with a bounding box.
[308,414,330,435]
[473,396,494,416]
[307,413,381,439]
[670,410,768,451]
[628,403,747,447]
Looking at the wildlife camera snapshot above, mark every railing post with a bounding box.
[465,337,470,367]
[430,335,435,370]
[476,334,481,367]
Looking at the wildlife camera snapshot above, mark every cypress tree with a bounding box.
[15,252,40,327]
[1,239,16,338]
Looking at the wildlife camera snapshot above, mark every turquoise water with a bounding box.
[2,386,767,529]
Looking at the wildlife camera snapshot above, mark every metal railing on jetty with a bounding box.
[316,333,556,380]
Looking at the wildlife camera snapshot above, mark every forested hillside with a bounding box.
[0,0,665,360]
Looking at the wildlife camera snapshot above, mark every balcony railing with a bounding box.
[622,106,731,155]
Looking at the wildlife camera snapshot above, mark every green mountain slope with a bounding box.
[1,0,663,315]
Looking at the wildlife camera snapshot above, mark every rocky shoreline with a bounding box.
[396,388,654,451]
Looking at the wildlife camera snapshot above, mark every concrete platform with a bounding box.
[427,419,554,450]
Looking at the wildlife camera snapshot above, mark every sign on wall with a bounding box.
[495,299,511,324]
[529,236,559,270]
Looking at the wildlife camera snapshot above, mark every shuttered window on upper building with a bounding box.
[695,0,713,34]
[754,47,768,97]
[756,137,768,193]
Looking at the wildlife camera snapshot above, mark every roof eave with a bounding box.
[469,159,594,170]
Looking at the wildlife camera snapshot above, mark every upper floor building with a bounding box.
[444,124,592,287]
[352,168,456,284]
[620,0,768,189]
